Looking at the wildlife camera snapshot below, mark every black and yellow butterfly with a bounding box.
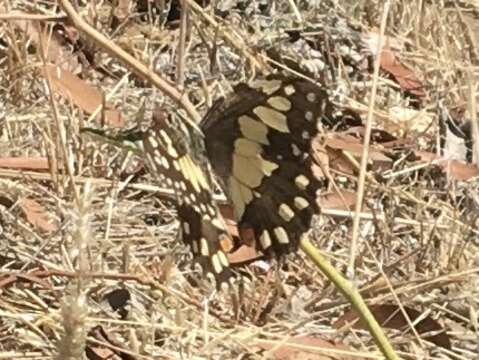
[83,76,334,288]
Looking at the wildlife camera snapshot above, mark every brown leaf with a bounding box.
[364,31,424,98]
[323,134,393,175]
[0,156,51,170]
[415,151,479,181]
[217,204,263,264]
[325,135,392,164]
[19,198,58,233]
[45,65,124,127]
[379,49,425,98]
[257,335,364,360]
[333,304,451,350]
[9,16,81,73]
[318,190,359,211]
[227,244,262,265]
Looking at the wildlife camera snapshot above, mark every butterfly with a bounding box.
[84,76,334,288]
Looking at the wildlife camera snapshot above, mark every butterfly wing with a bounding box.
[201,77,334,255]
[142,111,234,287]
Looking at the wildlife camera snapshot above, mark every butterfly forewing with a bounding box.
[201,77,333,256]
[142,111,234,287]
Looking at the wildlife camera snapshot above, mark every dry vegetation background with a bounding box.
[1,0,479,359]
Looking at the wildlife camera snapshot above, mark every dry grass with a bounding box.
[0,1,478,359]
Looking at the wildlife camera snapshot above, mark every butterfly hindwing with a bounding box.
[201,77,333,256]
[142,112,234,287]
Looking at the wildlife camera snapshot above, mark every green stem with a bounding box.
[300,237,400,360]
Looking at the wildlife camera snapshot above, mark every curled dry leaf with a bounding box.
[19,198,58,233]
[333,304,451,350]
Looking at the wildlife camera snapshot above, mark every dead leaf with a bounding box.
[227,244,262,265]
[19,198,58,233]
[333,304,451,350]
[318,190,359,211]
[217,203,265,263]
[324,134,393,175]
[325,135,392,163]
[380,50,425,98]
[9,16,81,73]
[415,151,479,181]
[363,31,425,98]
[0,156,51,170]
[46,65,124,127]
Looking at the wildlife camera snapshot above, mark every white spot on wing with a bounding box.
[305,111,314,122]
[148,136,159,148]
[278,203,295,222]
[294,196,309,210]
[218,251,229,267]
[183,222,190,235]
[211,217,224,230]
[284,85,296,95]
[212,253,223,274]
[208,206,216,216]
[291,143,301,156]
[307,92,317,102]
[192,239,199,253]
[260,230,272,249]
[295,174,310,190]
[173,160,180,171]
[161,156,170,169]
[274,227,289,244]
[200,238,209,256]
